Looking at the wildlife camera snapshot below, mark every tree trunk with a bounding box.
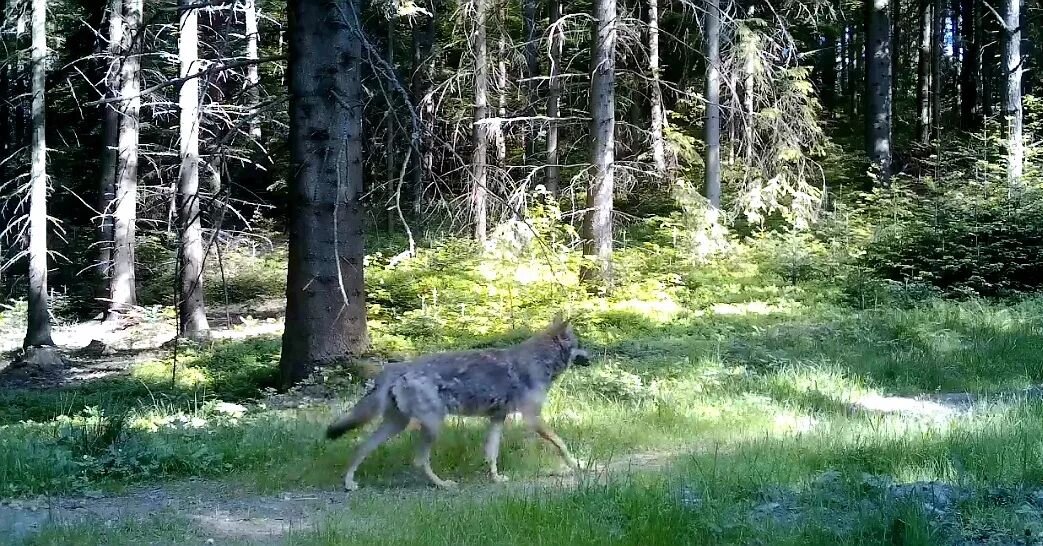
[411,2,436,213]
[930,0,943,143]
[177,0,209,340]
[1003,0,1023,185]
[959,0,979,128]
[916,0,931,144]
[107,0,142,319]
[703,0,722,206]
[951,0,961,113]
[523,0,539,166]
[840,26,849,96]
[648,0,667,176]
[386,21,396,232]
[581,0,617,284]
[471,0,489,242]
[98,0,123,304]
[847,25,859,114]
[494,5,507,169]
[891,0,901,107]
[821,31,838,111]
[866,0,893,182]
[280,0,368,387]
[545,0,563,197]
[244,0,261,140]
[24,0,53,348]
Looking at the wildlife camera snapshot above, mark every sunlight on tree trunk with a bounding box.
[581,0,617,285]
[545,0,563,197]
[471,0,489,243]
[703,0,722,207]
[930,0,942,143]
[648,0,667,177]
[523,0,539,167]
[177,0,209,341]
[1002,0,1023,187]
[244,0,261,140]
[108,0,142,320]
[97,0,123,306]
[24,0,53,349]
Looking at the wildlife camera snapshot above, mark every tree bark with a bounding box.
[411,2,436,213]
[930,0,943,143]
[648,0,667,176]
[916,0,931,144]
[98,0,123,304]
[107,0,142,319]
[891,0,901,107]
[386,20,396,232]
[494,5,507,169]
[866,0,893,182]
[471,0,489,242]
[821,31,838,111]
[523,0,539,165]
[545,0,563,197]
[244,0,261,139]
[280,0,368,387]
[703,0,722,207]
[959,0,979,128]
[1003,0,1023,185]
[581,0,617,285]
[24,0,53,348]
[840,26,849,97]
[177,0,209,340]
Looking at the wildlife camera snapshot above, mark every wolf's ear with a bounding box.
[548,312,568,334]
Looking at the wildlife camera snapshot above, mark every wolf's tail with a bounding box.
[326,384,388,440]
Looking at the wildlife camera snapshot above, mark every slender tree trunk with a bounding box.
[822,31,838,111]
[244,0,261,140]
[648,0,667,176]
[930,0,943,142]
[98,0,123,304]
[280,0,368,387]
[951,0,961,112]
[840,26,849,96]
[494,5,507,169]
[545,0,563,197]
[1003,0,1023,185]
[581,0,617,284]
[386,21,397,232]
[177,0,209,340]
[847,25,858,114]
[916,0,931,144]
[107,0,142,319]
[523,0,539,166]
[24,0,53,348]
[891,0,901,106]
[959,0,979,128]
[866,0,893,181]
[703,0,722,207]
[411,2,436,213]
[471,0,490,242]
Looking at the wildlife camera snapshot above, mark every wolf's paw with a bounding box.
[491,473,510,484]
[435,479,458,489]
[343,478,360,492]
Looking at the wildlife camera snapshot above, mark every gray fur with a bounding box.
[326,317,590,491]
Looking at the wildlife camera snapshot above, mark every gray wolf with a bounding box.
[326,315,591,491]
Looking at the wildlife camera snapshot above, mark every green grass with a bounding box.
[7,221,1043,543]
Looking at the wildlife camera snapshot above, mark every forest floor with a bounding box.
[7,233,1043,544]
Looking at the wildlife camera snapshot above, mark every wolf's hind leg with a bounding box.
[485,416,508,483]
[342,416,408,491]
[413,418,456,488]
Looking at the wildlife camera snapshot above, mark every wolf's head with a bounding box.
[546,314,591,367]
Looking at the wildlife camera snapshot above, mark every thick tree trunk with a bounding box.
[648,0,667,176]
[244,0,261,139]
[1003,0,1023,185]
[703,0,722,207]
[545,0,563,197]
[916,0,931,144]
[523,0,539,165]
[959,0,979,128]
[866,0,893,182]
[177,0,209,340]
[471,0,489,242]
[98,0,123,303]
[280,0,368,387]
[24,0,53,348]
[581,0,617,284]
[107,0,142,319]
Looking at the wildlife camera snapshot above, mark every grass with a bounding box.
[6,219,1043,543]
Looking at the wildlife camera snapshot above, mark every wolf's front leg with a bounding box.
[522,411,581,471]
[484,416,509,483]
